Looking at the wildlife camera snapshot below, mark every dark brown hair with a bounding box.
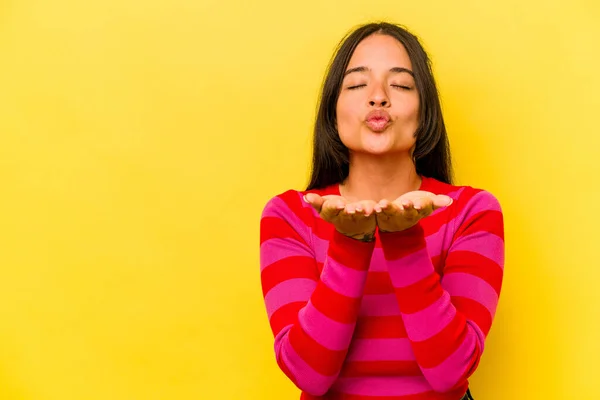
[306,21,453,190]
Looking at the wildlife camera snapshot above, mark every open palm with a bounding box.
[376,191,453,233]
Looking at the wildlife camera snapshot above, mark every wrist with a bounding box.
[339,230,376,242]
[378,223,423,235]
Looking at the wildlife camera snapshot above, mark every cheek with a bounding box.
[335,98,358,130]
[396,97,420,121]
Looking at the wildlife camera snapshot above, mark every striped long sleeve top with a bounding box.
[259,176,505,399]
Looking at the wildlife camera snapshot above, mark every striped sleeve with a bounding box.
[378,190,504,393]
[259,191,376,396]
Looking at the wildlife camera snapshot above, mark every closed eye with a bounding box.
[392,84,412,90]
[347,84,366,90]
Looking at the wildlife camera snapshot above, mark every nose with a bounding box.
[368,83,389,107]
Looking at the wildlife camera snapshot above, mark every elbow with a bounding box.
[426,328,484,393]
[278,361,335,396]
[424,356,480,393]
[299,382,333,397]
[424,353,481,393]
[427,376,467,394]
[276,353,336,397]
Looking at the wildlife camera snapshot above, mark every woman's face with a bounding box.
[336,34,420,156]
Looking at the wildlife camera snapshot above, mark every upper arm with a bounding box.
[442,190,505,338]
[259,193,319,336]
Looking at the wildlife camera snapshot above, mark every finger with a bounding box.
[377,199,395,213]
[414,198,436,218]
[356,200,376,217]
[400,199,420,218]
[321,198,346,220]
[376,199,390,213]
[379,200,402,217]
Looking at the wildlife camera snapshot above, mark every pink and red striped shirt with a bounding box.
[259,176,504,399]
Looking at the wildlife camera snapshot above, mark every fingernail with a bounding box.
[375,206,382,213]
[302,195,309,203]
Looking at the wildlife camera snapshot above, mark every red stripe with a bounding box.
[454,210,504,240]
[260,216,309,245]
[312,282,362,324]
[311,216,337,241]
[364,271,394,295]
[328,231,376,271]
[410,312,467,368]
[444,251,504,295]
[289,323,348,376]
[451,188,482,214]
[430,254,444,276]
[261,255,317,296]
[379,225,427,261]
[354,315,407,339]
[394,273,444,314]
[451,296,493,337]
[421,205,454,236]
[340,360,421,377]
[269,301,303,336]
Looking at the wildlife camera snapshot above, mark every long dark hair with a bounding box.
[306,22,453,190]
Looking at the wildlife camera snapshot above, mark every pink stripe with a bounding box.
[458,190,502,217]
[260,237,312,271]
[424,223,454,258]
[275,325,334,395]
[401,292,456,341]
[385,247,434,288]
[346,338,414,361]
[332,376,432,396]
[368,248,386,272]
[262,196,313,242]
[421,327,480,391]
[320,258,369,298]
[265,278,316,318]
[442,273,498,316]
[298,302,355,351]
[313,234,329,264]
[359,294,401,316]
[451,232,505,269]
[420,189,501,258]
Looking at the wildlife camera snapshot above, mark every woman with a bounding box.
[259,22,504,400]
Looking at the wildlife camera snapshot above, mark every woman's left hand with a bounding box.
[375,191,453,233]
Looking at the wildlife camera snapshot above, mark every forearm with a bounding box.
[379,225,484,392]
[265,230,375,396]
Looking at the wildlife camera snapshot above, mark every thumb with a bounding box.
[303,193,325,213]
[432,194,453,209]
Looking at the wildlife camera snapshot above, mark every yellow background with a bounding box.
[0,0,598,399]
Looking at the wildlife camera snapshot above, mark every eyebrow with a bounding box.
[343,66,414,77]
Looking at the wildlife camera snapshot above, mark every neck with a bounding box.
[339,152,421,202]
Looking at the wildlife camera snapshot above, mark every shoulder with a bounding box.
[260,185,337,241]
[261,184,337,220]
[423,176,502,213]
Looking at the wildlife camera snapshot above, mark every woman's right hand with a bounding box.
[304,193,377,242]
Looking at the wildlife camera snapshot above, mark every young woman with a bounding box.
[259,21,504,400]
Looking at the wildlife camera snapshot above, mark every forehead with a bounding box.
[348,34,413,70]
